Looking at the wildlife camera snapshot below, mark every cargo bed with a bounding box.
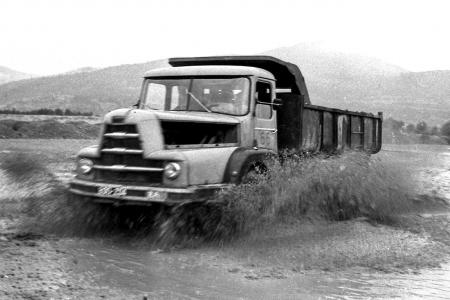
[301,104,382,153]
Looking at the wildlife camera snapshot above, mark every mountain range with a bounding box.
[265,43,450,126]
[64,67,98,75]
[0,43,448,125]
[0,66,33,85]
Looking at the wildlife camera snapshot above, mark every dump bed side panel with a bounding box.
[301,104,382,154]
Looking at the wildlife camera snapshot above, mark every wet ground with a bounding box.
[1,216,449,299]
[0,140,449,299]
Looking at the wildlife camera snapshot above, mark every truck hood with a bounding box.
[100,108,240,156]
[104,108,240,125]
[150,110,240,124]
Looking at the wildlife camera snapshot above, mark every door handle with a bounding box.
[255,128,277,133]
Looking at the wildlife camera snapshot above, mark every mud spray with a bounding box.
[0,152,425,248]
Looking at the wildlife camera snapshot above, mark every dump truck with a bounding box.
[69,56,383,205]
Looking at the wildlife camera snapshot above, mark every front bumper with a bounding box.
[69,178,231,205]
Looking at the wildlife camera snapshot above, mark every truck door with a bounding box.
[254,80,277,151]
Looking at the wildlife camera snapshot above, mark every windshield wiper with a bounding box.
[186,92,211,113]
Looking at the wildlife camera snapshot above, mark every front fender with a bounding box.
[149,147,239,186]
[180,147,239,185]
[223,147,276,184]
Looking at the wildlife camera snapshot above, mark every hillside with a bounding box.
[0,66,33,85]
[303,70,450,126]
[264,43,449,126]
[264,43,407,80]
[0,45,448,125]
[0,60,167,114]
[64,67,98,75]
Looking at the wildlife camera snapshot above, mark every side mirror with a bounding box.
[272,98,282,110]
[132,100,140,108]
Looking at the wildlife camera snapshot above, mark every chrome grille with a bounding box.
[94,123,163,185]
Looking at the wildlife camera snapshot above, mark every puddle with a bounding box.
[65,237,450,299]
[309,264,450,299]
[69,239,304,299]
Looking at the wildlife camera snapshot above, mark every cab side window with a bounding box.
[255,81,272,119]
[145,82,167,110]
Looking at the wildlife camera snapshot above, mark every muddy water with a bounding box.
[382,144,450,202]
[51,144,450,299]
[322,263,450,299]
[66,237,450,299]
[68,239,308,299]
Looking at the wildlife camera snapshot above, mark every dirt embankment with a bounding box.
[0,119,99,139]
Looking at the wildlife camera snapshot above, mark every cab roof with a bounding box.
[144,65,275,80]
[169,56,309,102]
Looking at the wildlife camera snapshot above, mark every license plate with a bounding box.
[98,185,127,197]
[147,190,167,202]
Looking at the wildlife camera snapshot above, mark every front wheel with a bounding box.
[239,163,267,184]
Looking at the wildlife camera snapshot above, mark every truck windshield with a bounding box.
[142,77,250,116]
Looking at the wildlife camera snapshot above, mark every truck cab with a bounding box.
[69,56,382,205]
[70,60,285,205]
[139,65,279,153]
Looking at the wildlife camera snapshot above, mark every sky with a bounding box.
[0,0,449,75]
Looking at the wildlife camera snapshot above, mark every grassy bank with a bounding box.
[0,119,99,139]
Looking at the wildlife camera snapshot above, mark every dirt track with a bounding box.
[0,141,449,299]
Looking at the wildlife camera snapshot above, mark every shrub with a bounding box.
[441,121,450,139]
[0,152,48,181]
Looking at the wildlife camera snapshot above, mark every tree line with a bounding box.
[384,118,450,144]
[0,108,93,116]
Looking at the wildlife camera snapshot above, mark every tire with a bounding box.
[239,162,267,184]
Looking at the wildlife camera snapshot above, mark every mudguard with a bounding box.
[223,147,276,184]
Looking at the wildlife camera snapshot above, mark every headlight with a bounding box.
[164,162,181,180]
[77,158,93,174]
